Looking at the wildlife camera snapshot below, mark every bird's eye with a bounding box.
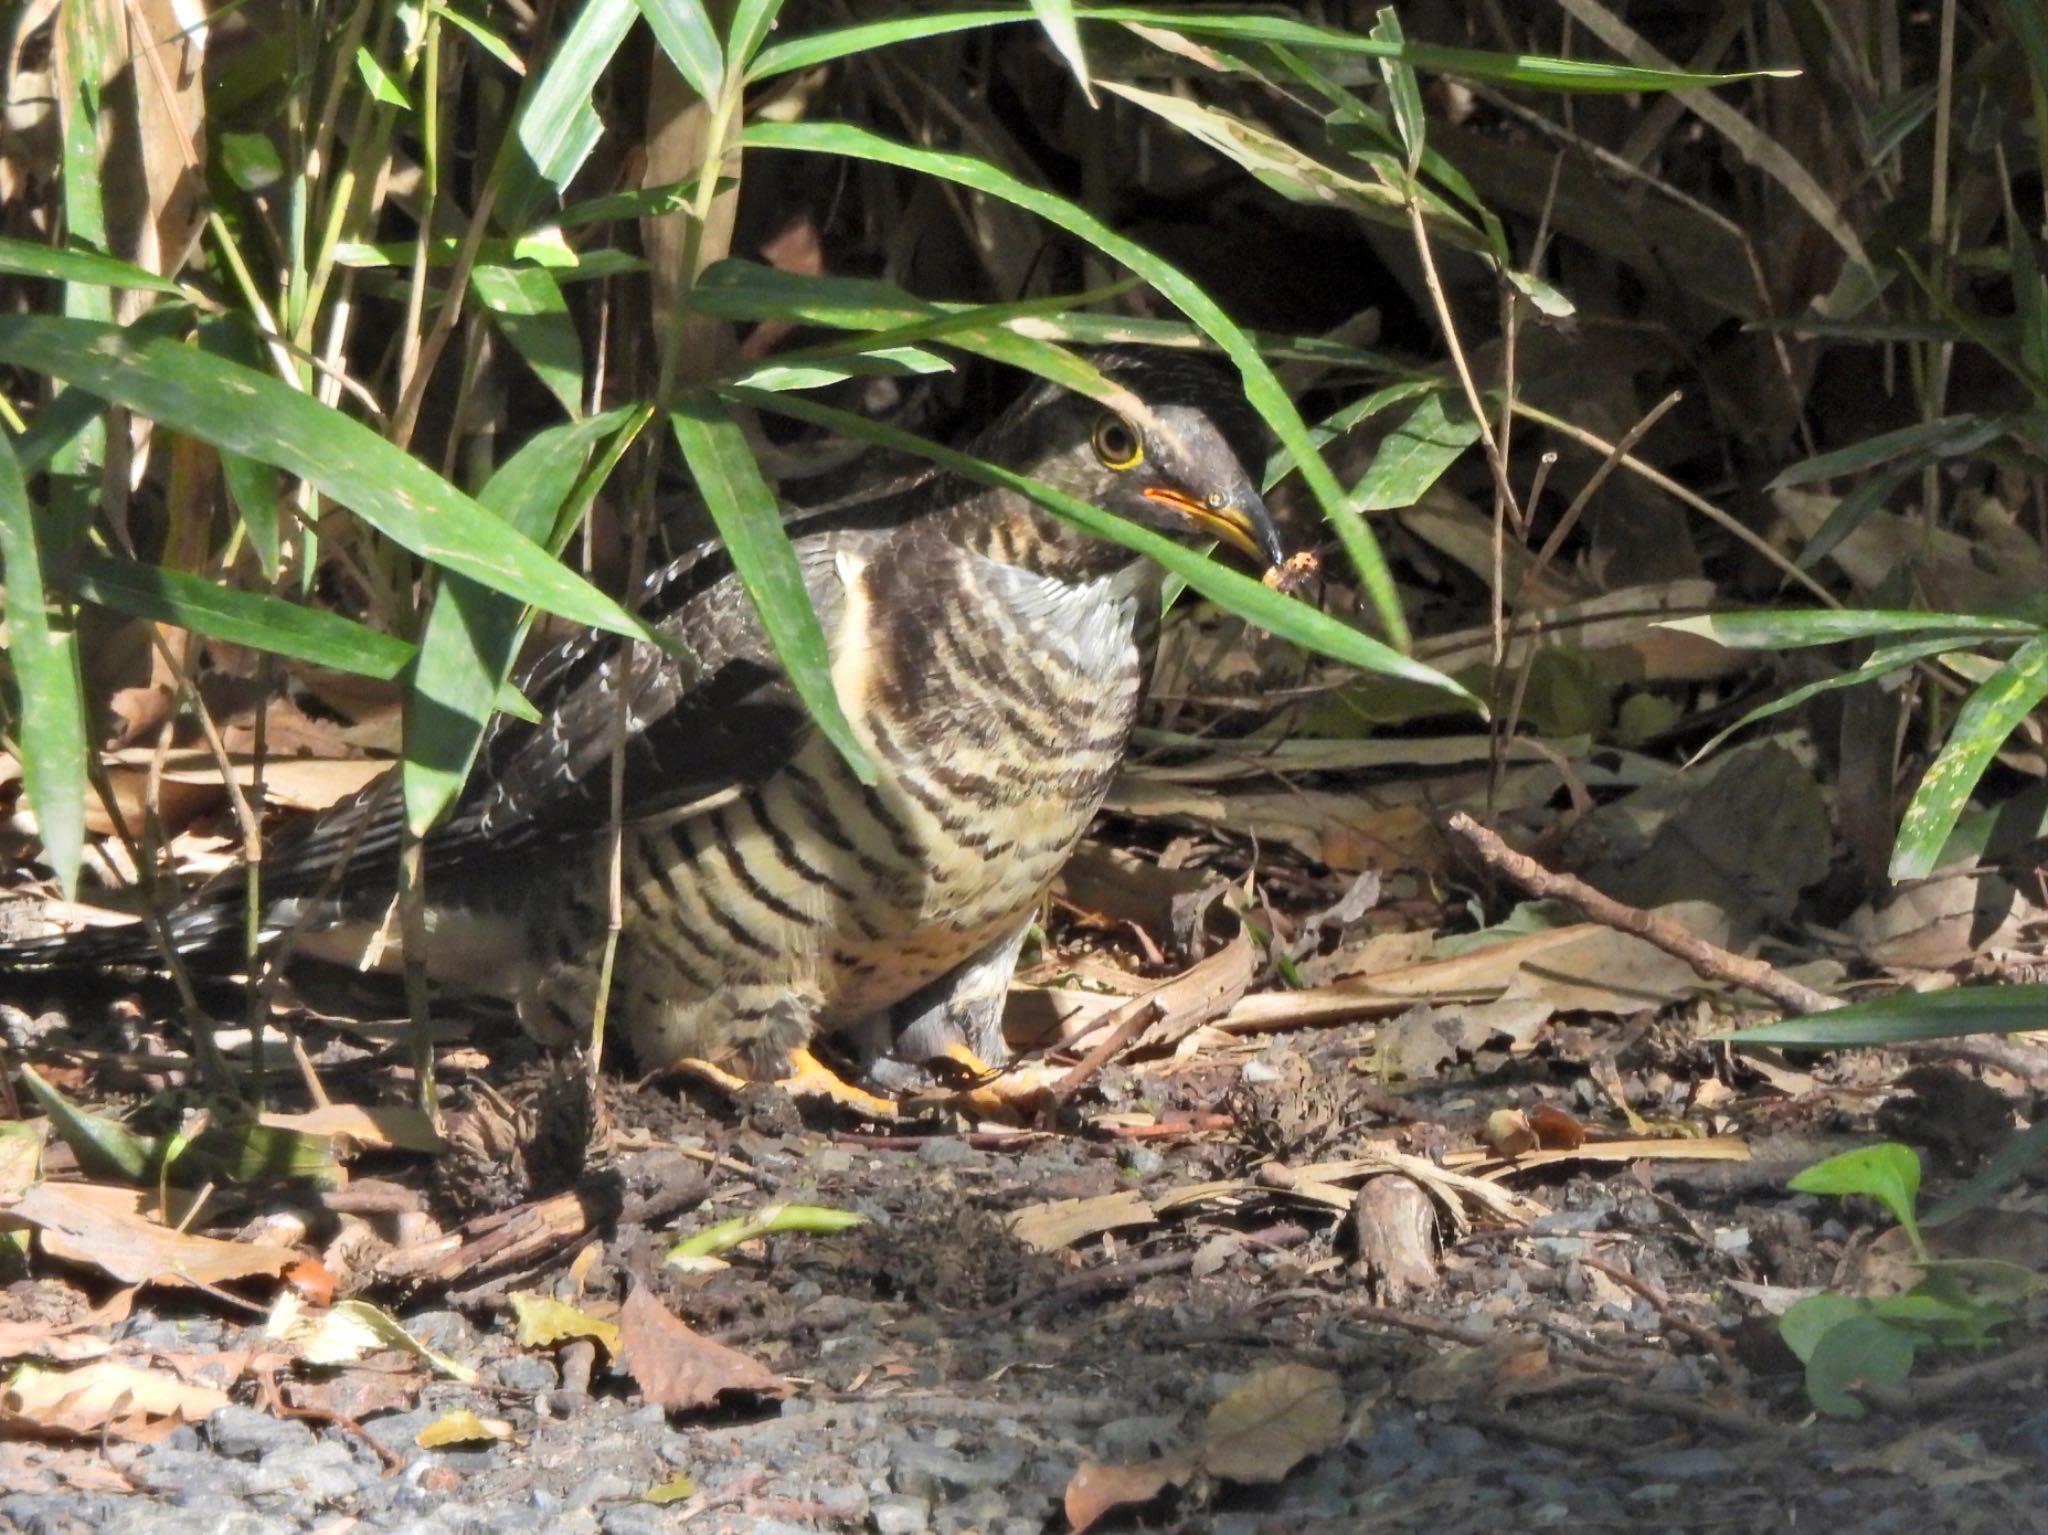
[1090,413,1143,470]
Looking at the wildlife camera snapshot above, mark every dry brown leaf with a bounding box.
[4,1183,299,1288]
[0,1128,41,1201]
[1405,1334,1555,1407]
[1064,1453,1197,1534]
[0,1324,110,1364]
[616,1285,787,1411]
[1198,1363,1346,1483]
[1065,1364,1347,1534]
[0,1359,228,1443]
[260,1105,447,1155]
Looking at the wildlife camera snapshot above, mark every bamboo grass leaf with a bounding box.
[0,435,88,898]
[670,395,877,782]
[741,119,1411,648]
[0,316,659,644]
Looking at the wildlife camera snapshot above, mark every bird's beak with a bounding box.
[1143,483,1288,569]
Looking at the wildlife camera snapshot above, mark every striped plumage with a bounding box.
[6,355,1284,1096]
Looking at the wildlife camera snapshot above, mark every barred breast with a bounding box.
[521,529,1158,1074]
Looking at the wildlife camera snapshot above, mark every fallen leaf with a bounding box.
[509,1291,620,1356]
[1064,1364,1347,1534]
[416,1408,514,1448]
[3,1182,298,1288]
[1196,1363,1346,1483]
[1064,1452,1197,1534]
[0,1359,228,1443]
[271,1297,477,1383]
[615,1285,787,1411]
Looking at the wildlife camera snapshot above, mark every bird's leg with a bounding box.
[668,1048,902,1120]
[865,919,1061,1116]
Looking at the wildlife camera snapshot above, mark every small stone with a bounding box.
[1117,1144,1164,1178]
[488,1354,558,1392]
[888,1438,1022,1498]
[871,1494,931,1534]
[209,1402,314,1461]
[1092,1415,1181,1462]
[601,1506,685,1535]
[914,1137,975,1168]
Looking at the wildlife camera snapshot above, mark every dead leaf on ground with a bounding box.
[1065,1364,1346,1534]
[615,1284,788,1411]
[2,1182,299,1289]
[0,1359,229,1443]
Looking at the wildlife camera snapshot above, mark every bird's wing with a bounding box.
[261,498,906,901]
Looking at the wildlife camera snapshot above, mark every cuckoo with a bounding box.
[5,354,1291,1111]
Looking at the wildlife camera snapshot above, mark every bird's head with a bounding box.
[967,354,1288,578]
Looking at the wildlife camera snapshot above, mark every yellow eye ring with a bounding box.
[1091,413,1144,470]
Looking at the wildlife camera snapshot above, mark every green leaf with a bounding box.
[355,44,411,107]
[1802,1312,1920,1418]
[1348,390,1481,511]
[669,395,877,783]
[0,236,187,295]
[1716,985,2048,1049]
[1766,413,2008,488]
[1779,1291,1864,1364]
[726,0,787,71]
[16,1064,159,1183]
[1660,609,2041,650]
[403,409,646,834]
[733,346,953,391]
[690,260,1129,402]
[196,319,285,578]
[666,1201,868,1263]
[470,263,584,417]
[638,0,723,99]
[1684,634,1985,762]
[70,556,413,676]
[433,2,522,72]
[0,316,657,645]
[0,436,88,898]
[729,386,1475,707]
[1370,7,1425,178]
[1788,1142,1922,1245]
[1893,636,2048,878]
[749,7,1793,92]
[741,119,1410,648]
[501,0,637,227]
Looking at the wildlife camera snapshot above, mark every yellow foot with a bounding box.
[899,1042,1065,1121]
[670,1047,901,1121]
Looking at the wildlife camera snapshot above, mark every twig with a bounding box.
[1446,812,1839,1016]
[1577,1253,1737,1375]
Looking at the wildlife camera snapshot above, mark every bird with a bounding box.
[5,352,1289,1113]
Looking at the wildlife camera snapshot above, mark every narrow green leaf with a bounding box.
[741,120,1410,647]
[726,0,787,71]
[690,260,1130,403]
[196,319,284,577]
[1685,634,1975,761]
[1660,609,2041,650]
[1766,414,2009,488]
[554,176,705,229]
[730,386,1474,706]
[355,44,411,107]
[434,2,523,71]
[670,395,877,782]
[637,0,723,98]
[403,409,643,833]
[0,435,88,898]
[70,556,414,677]
[1713,985,2048,1048]
[733,346,953,391]
[1348,390,1481,511]
[0,236,187,295]
[1893,635,2048,878]
[749,7,1795,90]
[1369,7,1425,177]
[17,1064,158,1183]
[0,317,657,644]
[470,263,584,417]
[501,0,637,227]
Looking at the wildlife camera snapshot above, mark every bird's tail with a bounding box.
[0,898,245,977]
